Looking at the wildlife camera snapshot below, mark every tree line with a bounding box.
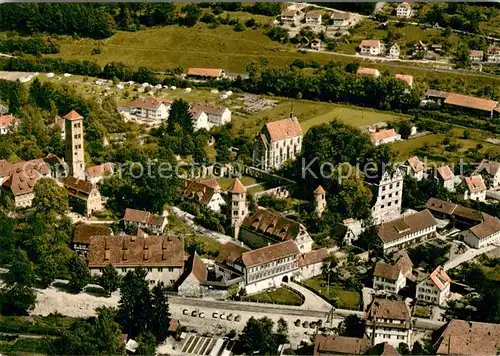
[0,37,58,55]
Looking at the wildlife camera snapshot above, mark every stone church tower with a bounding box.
[228,178,247,238]
[64,110,85,180]
[313,185,326,217]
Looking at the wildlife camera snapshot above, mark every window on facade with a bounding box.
[381,205,385,209]
[147,268,152,272]
[168,267,174,272]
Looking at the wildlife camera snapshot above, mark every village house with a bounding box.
[359,40,383,56]
[403,156,425,181]
[280,10,299,25]
[61,176,103,217]
[177,252,208,297]
[460,175,486,202]
[297,248,327,281]
[416,265,451,306]
[365,298,412,347]
[190,103,231,128]
[214,242,248,285]
[331,12,351,27]
[413,40,427,55]
[388,43,400,59]
[185,68,225,81]
[313,335,372,355]
[240,240,300,294]
[123,208,167,235]
[356,67,381,78]
[370,129,401,146]
[240,208,314,253]
[462,213,500,249]
[469,50,484,63]
[434,319,500,355]
[342,218,365,245]
[373,253,413,294]
[436,165,455,192]
[310,38,321,51]
[182,178,226,213]
[473,159,500,189]
[486,45,500,64]
[72,222,112,260]
[305,11,322,26]
[87,233,185,286]
[0,159,51,208]
[0,114,15,134]
[252,115,303,171]
[394,74,414,88]
[118,97,171,121]
[368,170,404,225]
[396,2,413,18]
[85,163,114,185]
[377,209,438,252]
[428,91,500,119]
[188,106,209,131]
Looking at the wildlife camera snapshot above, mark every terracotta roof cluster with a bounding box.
[437,165,454,182]
[428,265,451,291]
[88,234,184,268]
[373,253,413,281]
[313,335,372,356]
[241,240,299,268]
[73,222,112,244]
[370,129,399,142]
[444,93,498,112]
[394,74,414,87]
[298,248,328,267]
[63,110,83,121]
[182,179,220,206]
[360,40,381,48]
[242,208,302,242]
[227,178,246,194]
[426,197,485,222]
[0,158,50,196]
[215,242,248,265]
[463,175,486,193]
[0,114,15,129]
[86,163,114,179]
[186,68,223,78]
[366,298,410,325]
[264,117,302,142]
[473,159,500,178]
[61,176,94,198]
[406,156,424,173]
[469,50,483,57]
[434,319,500,355]
[123,208,166,228]
[357,67,380,77]
[377,209,437,244]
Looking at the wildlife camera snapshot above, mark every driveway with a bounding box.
[284,282,332,312]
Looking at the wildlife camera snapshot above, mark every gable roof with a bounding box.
[425,197,485,223]
[241,240,299,268]
[86,163,114,179]
[242,208,302,242]
[397,2,411,9]
[463,175,486,193]
[186,68,223,78]
[306,11,322,19]
[406,156,424,173]
[298,248,327,267]
[434,319,500,355]
[215,242,248,265]
[3,169,40,196]
[394,74,413,87]
[437,165,454,181]
[63,110,83,121]
[191,102,229,116]
[469,50,483,57]
[469,214,500,240]
[444,93,498,112]
[73,222,112,244]
[426,89,451,99]
[264,117,302,142]
[124,97,165,111]
[427,265,451,291]
[373,253,413,280]
[366,298,410,324]
[123,208,165,227]
[88,234,184,268]
[313,335,372,356]
[377,209,437,244]
[360,40,381,48]
[357,67,380,77]
[473,159,500,177]
[370,129,398,142]
[61,176,94,197]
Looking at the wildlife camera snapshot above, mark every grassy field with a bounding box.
[302,277,360,309]
[217,176,257,190]
[245,287,304,306]
[391,125,500,163]
[414,306,431,318]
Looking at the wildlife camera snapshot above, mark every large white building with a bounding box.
[436,165,455,192]
[118,97,171,121]
[305,11,322,25]
[396,2,413,18]
[416,265,451,306]
[369,170,404,225]
[252,115,303,171]
[88,233,185,286]
[388,43,400,59]
[359,40,382,56]
[240,240,300,294]
[462,213,500,249]
[376,209,438,252]
[365,298,412,347]
[189,103,232,131]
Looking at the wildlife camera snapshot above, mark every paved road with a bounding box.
[443,243,499,271]
[284,282,332,312]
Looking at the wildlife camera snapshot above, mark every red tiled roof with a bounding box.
[394,74,413,87]
[435,320,500,355]
[437,166,454,181]
[428,265,451,291]
[464,175,486,193]
[407,156,424,173]
[313,335,372,356]
[86,163,114,178]
[366,298,410,324]
[61,176,94,196]
[313,185,325,195]
[298,248,327,267]
[377,210,437,243]
[370,129,398,142]
[360,40,381,48]
[242,208,301,242]
[469,50,483,57]
[470,215,500,240]
[0,114,15,128]
[241,240,299,268]
[264,117,302,142]
[426,89,451,99]
[357,67,380,76]
[123,208,165,227]
[88,234,184,268]
[306,11,322,18]
[124,97,164,111]
[63,110,83,121]
[473,159,500,177]
[73,222,111,244]
[227,178,246,194]
[186,68,223,78]
[215,242,248,265]
[444,93,498,112]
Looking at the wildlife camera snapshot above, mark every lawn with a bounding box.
[245,287,304,306]
[216,176,257,190]
[302,277,361,310]
[482,265,500,282]
[414,306,431,318]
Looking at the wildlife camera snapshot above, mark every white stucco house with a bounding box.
[297,248,327,281]
[461,175,486,202]
[396,2,413,18]
[462,214,500,249]
[365,298,412,347]
[416,266,451,306]
[373,253,413,294]
[359,40,382,56]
